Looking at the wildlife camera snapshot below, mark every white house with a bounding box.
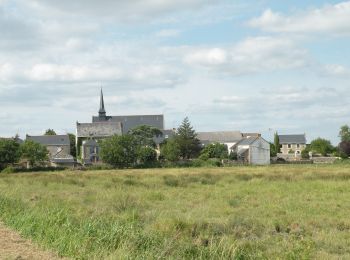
[231,136,270,165]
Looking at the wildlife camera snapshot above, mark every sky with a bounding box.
[0,0,349,144]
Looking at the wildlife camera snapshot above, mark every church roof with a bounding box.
[99,88,106,115]
[92,114,164,133]
[76,121,122,137]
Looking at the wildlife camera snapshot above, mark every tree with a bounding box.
[138,146,157,165]
[176,117,202,159]
[339,141,350,157]
[274,132,280,154]
[44,129,56,135]
[160,137,181,162]
[128,125,162,148]
[310,138,334,156]
[199,143,228,160]
[68,133,76,157]
[339,125,350,142]
[270,143,277,157]
[21,140,49,167]
[0,139,21,169]
[99,135,137,168]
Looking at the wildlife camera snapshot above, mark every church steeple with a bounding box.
[98,88,106,117]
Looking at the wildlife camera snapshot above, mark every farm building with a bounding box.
[231,136,270,165]
[25,134,75,167]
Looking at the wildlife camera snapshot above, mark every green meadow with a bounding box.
[1,165,350,259]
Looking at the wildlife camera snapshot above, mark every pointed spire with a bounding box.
[99,88,106,117]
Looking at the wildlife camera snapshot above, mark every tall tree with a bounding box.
[128,125,162,148]
[176,117,201,159]
[68,133,77,157]
[99,135,138,168]
[21,140,49,167]
[160,137,181,162]
[0,139,21,169]
[44,129,57,135]
[310,138,334,156]
[339,141,350,157]
[339,125,350,142]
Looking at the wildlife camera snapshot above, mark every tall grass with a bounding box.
[1,165,350,259]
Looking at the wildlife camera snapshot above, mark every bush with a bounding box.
[199,143,228,160]
[301,149,309,159]
[1,166,16,174]
[229,152,238,160]
[137,147,157,165]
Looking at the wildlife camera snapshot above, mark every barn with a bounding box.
[231,136,270,165]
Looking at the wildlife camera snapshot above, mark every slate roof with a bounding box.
[92,114,164,133]
[197,131,242,143]
[235,136,259,146]
[278,134,306,144]
[77,121,122,137]
[26,135,70,146]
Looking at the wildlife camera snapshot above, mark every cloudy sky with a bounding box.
[1,0,349,143]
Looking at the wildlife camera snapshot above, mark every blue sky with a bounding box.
[0,0,349,144]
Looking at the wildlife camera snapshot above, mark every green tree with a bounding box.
[128,125,162,148]
[310,138,334,156]
[270,143,277,157]
[339,125,350,142]
[99,135,137,168]
[160,137,181,162]
[137,146,157,165]
[339,141,350,157]
[21,140,49,167]
[44,129,57,135]
[68,133,76,157]
[0,139,21,169]
[199,142,228,160]
[176,117,202,159]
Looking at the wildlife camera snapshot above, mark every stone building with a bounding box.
[76,89,170,164]
[278,134,307,155]
[26,134,75,167]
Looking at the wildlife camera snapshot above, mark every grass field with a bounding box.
[1,165,350,259]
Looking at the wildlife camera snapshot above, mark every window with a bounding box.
[297,144,300,148]
[288,144,291,148]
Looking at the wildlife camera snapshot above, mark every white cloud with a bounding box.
[27,0,218,23]
[184,37,309,75]
[249,2,350,35]
[323,64,350,77]
[155,29,181,38]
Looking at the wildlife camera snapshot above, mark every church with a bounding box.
[76,90,172,164]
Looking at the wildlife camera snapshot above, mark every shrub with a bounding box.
[99,135,138,168]
[1,166,16,174]
[301,149,310,159]
[137,147,157,165]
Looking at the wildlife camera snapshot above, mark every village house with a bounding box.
[26,134,75,167]
[278,134,307,155]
